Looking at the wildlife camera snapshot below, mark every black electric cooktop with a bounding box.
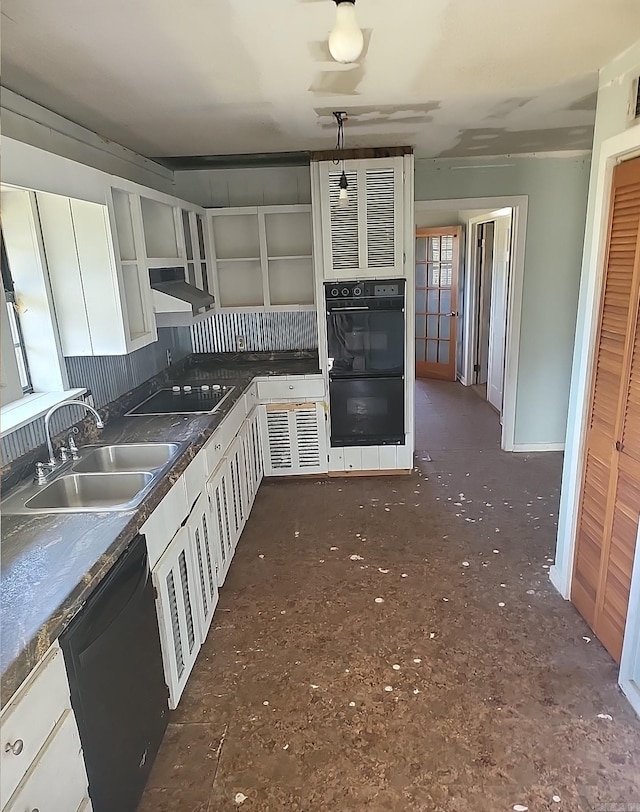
[126,385,235,416]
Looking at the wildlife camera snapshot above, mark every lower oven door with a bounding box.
[329,377,405,447]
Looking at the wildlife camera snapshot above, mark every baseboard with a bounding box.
[549,564,570,599]
[511,442,565,453]
[328,469,412,477]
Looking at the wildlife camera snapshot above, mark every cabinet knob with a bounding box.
[289,385,294,390]
[5,738,24,755]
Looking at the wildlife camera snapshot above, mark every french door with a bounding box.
[415,227,460,380]
[572,155,640,663]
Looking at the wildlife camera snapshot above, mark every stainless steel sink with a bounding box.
[73,443,180,474]
[24,472,154,512]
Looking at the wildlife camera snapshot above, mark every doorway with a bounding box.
[472,221,495,392]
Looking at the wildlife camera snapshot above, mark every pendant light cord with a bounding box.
[333,111,346,167]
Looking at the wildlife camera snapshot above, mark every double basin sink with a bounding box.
[3,443,181,514]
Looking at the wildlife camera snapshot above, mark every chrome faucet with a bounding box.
[36,399,104,484]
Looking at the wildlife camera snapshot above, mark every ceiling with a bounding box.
[2,0,640,161]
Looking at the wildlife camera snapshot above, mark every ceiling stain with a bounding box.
[567,90,598,111]
[308,65,365,96]
[439,125,594,158]
[314,102,441,128]
[487,96,534,119]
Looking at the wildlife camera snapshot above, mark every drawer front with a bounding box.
[183,449,207,510]
[0,643,71,807]
[142,478,188,570]
[203,397,246,475]
[257,377,325,402]
[6,710,88,812]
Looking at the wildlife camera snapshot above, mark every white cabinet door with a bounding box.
[260,402,328,476]
[207,461,234,587]
[152,527,201,709]
[241,409,264,509]
[226,435,247,549]
[318,157,405,280]
[187,493,220,643]
[5,710,88,812]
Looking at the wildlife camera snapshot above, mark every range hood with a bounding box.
[150,279,214,314]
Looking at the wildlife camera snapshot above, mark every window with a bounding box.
[1,233,33,394]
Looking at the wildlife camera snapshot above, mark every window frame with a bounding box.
[2,233,33,394]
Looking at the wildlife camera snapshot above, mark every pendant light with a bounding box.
[329,0,364,64]
[333,112,349,208]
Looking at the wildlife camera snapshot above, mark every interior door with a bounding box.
[415,227,460,380]
[487,214,512,414]
[572,156,640,663]
[474,222,495,385]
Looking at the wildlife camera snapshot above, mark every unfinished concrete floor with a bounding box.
[138,380,640,812]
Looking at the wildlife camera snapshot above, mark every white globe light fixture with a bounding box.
[328,0,364,64]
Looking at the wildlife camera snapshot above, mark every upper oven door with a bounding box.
[327,308,405,377]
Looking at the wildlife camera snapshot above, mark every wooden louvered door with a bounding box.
[572,156,640,662]
[319,158,404,279]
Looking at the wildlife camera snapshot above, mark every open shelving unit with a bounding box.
[209,205,314,311]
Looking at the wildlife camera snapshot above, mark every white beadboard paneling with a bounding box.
[191,311,317,353]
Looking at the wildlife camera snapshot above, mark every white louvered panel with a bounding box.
[188,494,219,642]
[328,169,359,271]
[295,407,322,469]
[366,168,396,268]
[153,526,201,708]
[265,409,293,472]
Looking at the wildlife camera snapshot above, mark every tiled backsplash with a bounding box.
[191,311,318,353]
[1,327,191,465]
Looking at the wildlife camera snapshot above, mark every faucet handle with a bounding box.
[59,445,71,462]
[67,428,80,458]
[34,461,54,485]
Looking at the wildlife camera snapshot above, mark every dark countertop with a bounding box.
[1,353,321,705]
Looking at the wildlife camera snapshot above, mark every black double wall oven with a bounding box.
[325,279,405,447]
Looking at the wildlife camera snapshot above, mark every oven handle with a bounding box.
[326,306,370,312]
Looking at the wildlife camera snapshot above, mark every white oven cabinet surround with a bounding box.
[207,204,315,312]
[314,156,409,281]
[0,641,91,812]
[140,375,323,705]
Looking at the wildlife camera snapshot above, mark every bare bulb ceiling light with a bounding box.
[329,0,364,64]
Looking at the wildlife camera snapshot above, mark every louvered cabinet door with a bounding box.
[572,156,640,661]
[206,461,233,586]
[260,402,328,476]
[227,436,247,549]
[241,418,257,509]
[152,526,201,708]
[319,158,404,279]
[188,493,219,643]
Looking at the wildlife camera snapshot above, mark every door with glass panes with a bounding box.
[415,227,460,380]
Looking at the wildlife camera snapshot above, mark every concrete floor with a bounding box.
[138,380,640,812]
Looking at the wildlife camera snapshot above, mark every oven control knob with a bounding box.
[330,287,340,297]
[341,287,350,297]
[353,286,362,297]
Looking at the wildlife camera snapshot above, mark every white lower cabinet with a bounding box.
[242,408,264,508]
[152,526,201,709]
[0,641,90,812]
[260,402,328,476]
[226,435,247,548]
[6,711,88,812]
[206,460,234,586]
[189,492,220,642]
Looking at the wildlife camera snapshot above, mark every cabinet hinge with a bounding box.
[478,238,484,248]
[473,364,480,373]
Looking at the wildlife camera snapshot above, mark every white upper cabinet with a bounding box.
[209,205,314,311]
[37,190,157,355]
[316,157,406,280]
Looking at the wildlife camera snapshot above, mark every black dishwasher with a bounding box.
[60,534,168,812]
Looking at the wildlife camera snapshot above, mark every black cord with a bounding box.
[333,112,345,165]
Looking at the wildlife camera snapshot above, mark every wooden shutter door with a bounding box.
[572,156,640,662]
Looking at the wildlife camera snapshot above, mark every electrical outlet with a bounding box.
[166,349,172,366]
[236,335,246,351]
